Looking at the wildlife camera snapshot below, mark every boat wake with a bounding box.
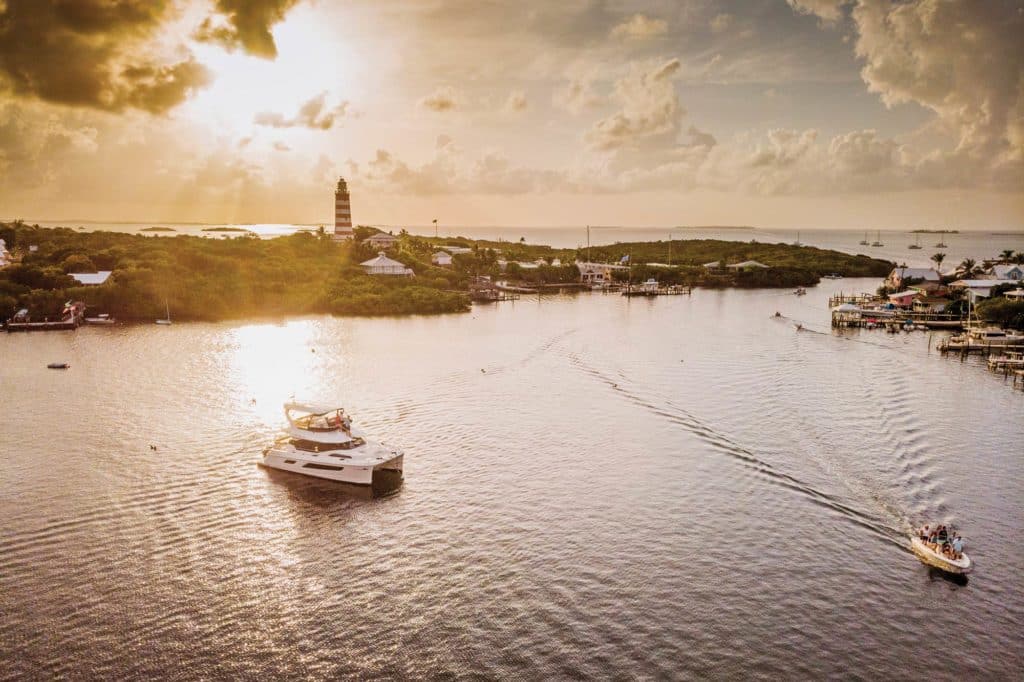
[563,349,905,548]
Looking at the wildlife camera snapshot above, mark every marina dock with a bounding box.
[4,301,86,332]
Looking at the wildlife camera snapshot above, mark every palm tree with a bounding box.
[958,258,977,277]
[999,249,1015,262]
[1013,251,1024,265]
[931,252,946,270]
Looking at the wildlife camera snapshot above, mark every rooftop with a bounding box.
[69,271,113,286]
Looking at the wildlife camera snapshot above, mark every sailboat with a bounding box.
[908,234,922,249]
[859,231,869,246]
[155,299,172,325]
[792,231,802,246]
[871,231,884,247]
[935,234,948,248]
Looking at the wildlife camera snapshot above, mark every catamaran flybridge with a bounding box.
[261,402,404,491]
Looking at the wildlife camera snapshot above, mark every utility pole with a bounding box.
[433,218,438,238]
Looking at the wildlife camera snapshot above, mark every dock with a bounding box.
[829,292,965,329]
[622,284,692,297]
[5,301,86,332]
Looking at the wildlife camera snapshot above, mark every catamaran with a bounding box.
[261,402,404,490]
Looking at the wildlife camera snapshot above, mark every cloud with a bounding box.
[554,78,604,114]
[505,90,528,112]
[585,58,683,152]
[0,103,101,192]
[709,13,734,34]
[610,14,668,41]
[0,0,212,113]
[194,0,301,59]
[786,0,847,24]
[418,86,460,112]
[787,0,1024,188]
[254,92,348,130]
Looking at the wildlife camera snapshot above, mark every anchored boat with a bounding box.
[261,402,404,491]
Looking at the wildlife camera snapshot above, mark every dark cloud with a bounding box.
[194,0,301,59]
[0,0,211,113]
[254,92,348,130]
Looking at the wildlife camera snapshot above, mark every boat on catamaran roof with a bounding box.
[260,402,404,492]
[911,524,972,575]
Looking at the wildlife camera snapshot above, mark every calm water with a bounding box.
[1,279,1022,679]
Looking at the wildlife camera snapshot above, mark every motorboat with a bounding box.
[822,273,843,279]
[794,287,807,296]
[47,362,70,369]
[911,537,972,575]
[261,402,404,490]
[85,313,115,325]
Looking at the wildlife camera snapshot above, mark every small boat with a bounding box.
[871,231,884,247]
[261,402,404,490]
[792,231,801,246]
[85,313,115,325]
[794,287,806,296]
[822,273,842,279]
[794,323,803,331]
[908,235,922,250]
[47,362,70,369]
[911,537,972,575]
[859,231,869,246]
[156,298,172,325]
[935,240,947,248]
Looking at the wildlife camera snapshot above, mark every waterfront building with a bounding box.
[886,266,940,290]
[432,251,453,266]
[360,252,414,276]
[1005,289,1024,300]
[363,233,400,250]
[888,290,918,308]
[576,261,629,285]
[333,177,353,240]
[949,279,1009,301]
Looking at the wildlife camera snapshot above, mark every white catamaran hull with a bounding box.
[260,442,403,487]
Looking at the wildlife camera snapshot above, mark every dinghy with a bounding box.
[911,537,972,575]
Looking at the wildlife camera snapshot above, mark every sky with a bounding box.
[0,0,1022,230]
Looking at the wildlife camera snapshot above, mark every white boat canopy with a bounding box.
[284,401,340,416]
[832,303,861,312]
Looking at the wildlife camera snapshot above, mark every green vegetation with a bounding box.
[0,223,895,323]
[0,222,469,322]
[976,298,1024,330]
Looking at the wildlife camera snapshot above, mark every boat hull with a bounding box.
[261,443,403,489]
[911,537,972,575]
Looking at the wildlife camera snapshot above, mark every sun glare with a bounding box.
[183,7,357,135]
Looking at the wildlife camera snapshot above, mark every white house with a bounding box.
[432,251,453,267]
[1004,288,1024,300]
[362,233,400,250]
[727,260,769,271]
[360,252,413,276]
[989,264,1024,280]
[69,270,113,286]
[948,279,1007,301]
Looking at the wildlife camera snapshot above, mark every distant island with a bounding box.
[201,226,252,233]
[141,226,176,232]
[0,221,893,323]
[911,229,959,233]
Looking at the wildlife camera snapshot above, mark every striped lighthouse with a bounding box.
[333,177,353,240]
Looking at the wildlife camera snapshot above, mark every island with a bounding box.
[140,227,176,232]
[201,226,253,233]
[910,229,959,234]
[0,221,894,323]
